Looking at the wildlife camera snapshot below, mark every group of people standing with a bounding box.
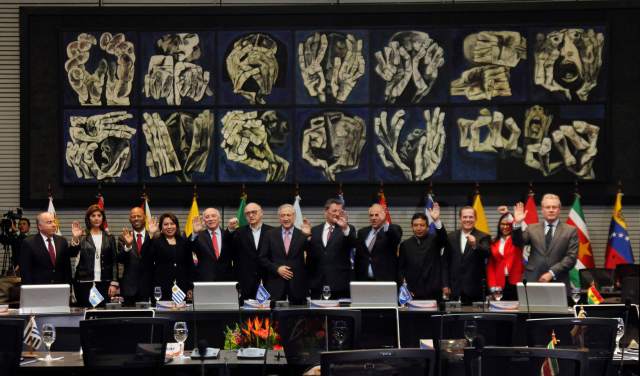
[18,193,577,306]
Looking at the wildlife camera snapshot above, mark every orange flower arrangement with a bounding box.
[224,316,282,350]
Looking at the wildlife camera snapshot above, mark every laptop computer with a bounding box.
[350,282,398,308]
[19,284,71,314]
[517,282,568,313]
[193,282,239,311]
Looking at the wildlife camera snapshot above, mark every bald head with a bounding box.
[36,212,57,237]
[203,207,220,231]
[244,202,263,227]
[129,207,145,232]
[368,204,387,229]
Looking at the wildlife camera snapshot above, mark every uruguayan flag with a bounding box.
[398,283,413,305]
[89,284,104,307]
[172,283,186,304]
[23,315,42,350]
[256,283,271,304]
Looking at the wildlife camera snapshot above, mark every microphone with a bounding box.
[522,279,531,319]
[481,278,486,313]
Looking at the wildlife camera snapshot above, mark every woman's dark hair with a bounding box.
[84,204,106,231]
[411,212,428,223]
[494,212,513,242]
[158,212,181,238]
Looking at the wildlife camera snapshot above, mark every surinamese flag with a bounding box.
[566,195,594,289]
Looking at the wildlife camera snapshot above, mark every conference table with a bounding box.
[9,304,639,376]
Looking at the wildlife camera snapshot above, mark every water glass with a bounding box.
[154,286,162,303]
[615,318,625,352]
[41,323,56,361]
[492,287,503,301]
[463,320,477,345]
[571,288,581,305]
[322,285,331,300]
[332,320,348,349]
[174,321,188,358]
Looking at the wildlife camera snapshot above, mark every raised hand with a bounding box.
[121,227,134,246]
[298,33,328,102]
[336,209,349,230]
[512,202,527,224]
[301,218,312,237]
[428,202,440,222]
[148,216,159,237]
[71,221,84,239]
[192,215,204,234]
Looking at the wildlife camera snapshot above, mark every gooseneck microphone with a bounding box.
[522,279,531,319]
[481,278,487,313]
[618,298,632,376]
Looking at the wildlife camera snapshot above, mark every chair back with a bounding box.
[321,348,436,376]
[80,317,170,375]
[274,309,361,366]
[621,276,639,304]
[579,268,614,289]
[431,313,518,346]
[614,264,639,287]
[0,318,24,376]
[464,346,588,376]
[526,317,618,376]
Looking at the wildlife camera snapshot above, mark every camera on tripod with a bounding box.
[0,208,23,239]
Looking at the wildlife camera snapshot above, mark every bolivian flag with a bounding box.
[587,283,604,305]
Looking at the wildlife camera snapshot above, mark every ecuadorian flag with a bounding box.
[604,193,634,269]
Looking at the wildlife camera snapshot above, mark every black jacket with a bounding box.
[19,234,72,285]
[117,231,152,299]
[398,226,448,299]
[147,235,193,300]
[70,231,119,282]
[188,228,234,282]
[231,224,273,300]
[355,224,402,281]
[444,228,491,302]
[307,223,357,296]
[258,226,309,301]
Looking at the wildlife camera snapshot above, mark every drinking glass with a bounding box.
[322,285,331,300]
[463,320,478,345]
[41,323,56,361]
[571,288,581,305]
[174,321,188,358]
[492,287,503,302]
[332,320,348,349]
[615,318,625,353]
[154,286,162,303]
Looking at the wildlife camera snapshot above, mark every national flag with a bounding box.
[142,197,152,232]
[587,283,604,305]
[23,315,42,350]
[399,283,412,305]
[184,196,200,237]
[604,192,634,268]
[172,282,186,305]
[566,195,594,289]
[236,192,248,227]
[337,190,356,270]
[256,283,271,304]
[472,193,489,234]
[293,194,304,229]
[97,194,109,232]
[523,193,539,263]
[88,283,105,307]
[540,331,559,376]
[378,189,392,224]
[47,196,62,236]
[424,194,437,235]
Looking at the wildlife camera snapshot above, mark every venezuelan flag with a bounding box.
[604,193,634,268]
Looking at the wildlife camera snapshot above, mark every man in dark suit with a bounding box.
[512,194,578,290]
[444,206,491,304]
[355,203,402,281]
[118,207,152,306]
[258,204,309,304]
[229,202,273,302]
[307,198,357,299]
[19,212,72,285]
[189,207,234,281]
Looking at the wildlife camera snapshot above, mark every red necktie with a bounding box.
[326,226,334,243]
[136,233,143,256]
[211,231,220,259]
[46,237,56,266]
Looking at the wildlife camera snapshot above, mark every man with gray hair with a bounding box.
[190,207,234,281]
[258,203,310,304]
[512,193,578,289]
[19,212,72,285]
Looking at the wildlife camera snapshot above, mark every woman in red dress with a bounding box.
[487,212,523,301]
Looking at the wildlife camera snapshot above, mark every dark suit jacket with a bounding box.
[231,223,273,300]
[189,228,234,282]
[117,231,152,299]
[355,224,402,281]
[398,226,448,299]
[307,223,357,296]
[258,226,308,301]
[70,232,119,282]
[444,228,491,302]
[19,234,72,285]
[511,222,578,289]
[148,235,193,300]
